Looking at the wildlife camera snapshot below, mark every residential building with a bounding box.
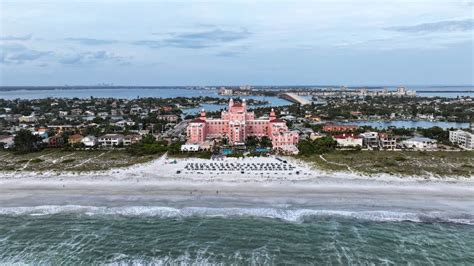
[70,108,83,115]
[130,107,142,115]
[19,114,37,123]
[333,133,363,147]
[360,132,379,148]
[81,135,98,147]
[185,99,299,153]
[323,123,358,132]
[309,132,325,141]
[180,144,200,152]
[84,110,95,116]
[157,114,179,123]
[33,128,49,139]
[98,112,109,119]
[449,130,474,150]
[68,134,84,145]
[162,106,173,112]
[305,114,321,122]
[115,119,136,128]
[401,137,437,151]
[98,134,124,147]
[378,133,397,150]
[123,134,142,146]
[218,87,234,96]
[45,136,65,148]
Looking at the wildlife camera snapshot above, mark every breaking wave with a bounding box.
[0,205,472,225]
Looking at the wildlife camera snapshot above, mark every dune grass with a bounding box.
[299,150,474,177]
[0,149,161,173]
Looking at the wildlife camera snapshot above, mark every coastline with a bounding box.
[1,155,473,224]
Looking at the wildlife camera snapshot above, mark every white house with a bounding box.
[18,114,37,123]
[449,130,474,150]
[115,119,136,128]
[333,134,363,147]
[81,135,98,147]
[98,112,109,119]
[98,134,124,147]
[181,144,200,152]
[401,137,437,151]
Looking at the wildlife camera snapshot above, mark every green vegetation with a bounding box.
[126,134,181,156]
[298,136,337,156]
[245,136,273,150]
[300,150,474,177]
[0,149,160,172]
[31,158,44,164]
[13,129,43,154]
[419,126,449,144]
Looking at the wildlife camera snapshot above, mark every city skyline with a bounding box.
[1,0,473,86]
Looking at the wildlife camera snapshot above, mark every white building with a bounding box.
[18,114,37,123]
[401,137,437,151]
[181,144,200,152]
[449,130,474,150]
[333,134,363,147]
[98,134,124,147]
[218,87,233,96]
[115,119,136,128]
[81,135,98,147]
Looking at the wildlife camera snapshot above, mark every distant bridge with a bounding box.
[279,93,312,105]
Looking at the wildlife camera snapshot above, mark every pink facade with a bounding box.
[186,99,299,151]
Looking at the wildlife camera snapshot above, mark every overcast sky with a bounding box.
[0,0,473,86]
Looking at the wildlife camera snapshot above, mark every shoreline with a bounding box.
[0,156,473,225]
[0,156,474,224]
[1,178,473,224]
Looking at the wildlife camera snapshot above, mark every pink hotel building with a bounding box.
[186,99,300,152]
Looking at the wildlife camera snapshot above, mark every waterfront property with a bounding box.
[333,133,363,147]
[68,134,84,145]
[378,133,397,150]
[81,135,98,147]
[186,99,299,153]
[323,123,359,132]
[98,134,124,147]
[123,134,142,146]
[449,130,474,150]
[401,137,438,151]
[359,132,397,150]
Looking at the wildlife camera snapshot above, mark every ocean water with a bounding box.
[345,120,471,129]
[0,206,473,264]
[1,86,472,100]
[0,87,291,107]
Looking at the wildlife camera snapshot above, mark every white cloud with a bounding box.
[0,0,472,85]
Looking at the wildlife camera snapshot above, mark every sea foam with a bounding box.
[0,205,472,225]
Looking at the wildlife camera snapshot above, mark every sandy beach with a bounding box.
[0,155,473,224]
